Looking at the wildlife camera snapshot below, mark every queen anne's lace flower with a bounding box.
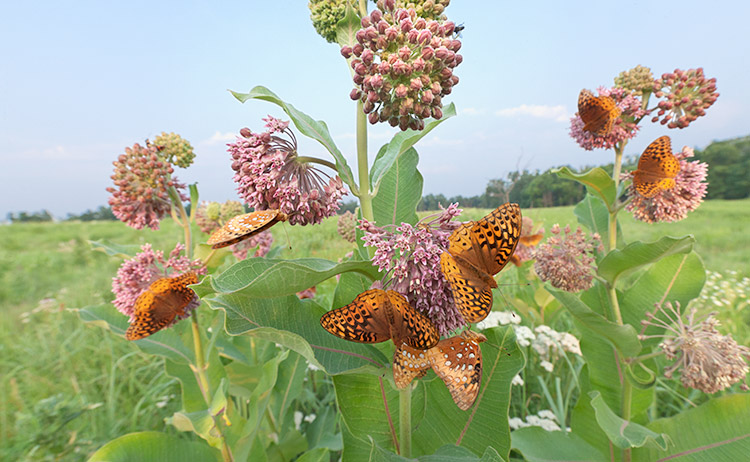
[624,146,708,223]
[533,225,601,292]
[229,117,347,226]
[107,143,187,230]
[111,243,205,319]
[640,301,750,394]
[359,204,463,335]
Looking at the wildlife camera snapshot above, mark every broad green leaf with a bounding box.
[633,394,750,461]
[169,379,231,448]
[269,351,307,427]
[203,293,387,375]
[588,391,669,450]
[368,440,504,461]
[230,86,356,192]
[511,427,605,462]
[335,3,361,48]
[88,239,141,258]
[372,147,423,226]
[75,303,194,364]
[166,345,227,414]
[88,431,221,462]
[597,236,695,286]
[549,289,641,357]
[569,364,617,458]
[573,193,622,246]
[620,252,705,343]
[370,103,456,192]
[553,166,615,210]
[189,183,199,221]
[192,258,378,299]
[296,447,330,462]
[412,326,524,458]
[333,269,376,310]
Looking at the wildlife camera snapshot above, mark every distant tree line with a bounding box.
[693,135,750,199]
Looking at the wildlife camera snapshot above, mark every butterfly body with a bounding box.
[394,330,487,410]
[633,136,680,198]
[125,272,198,340]
[207,210,287,249]
[320,289,439,350]
[441,203,522,323]
[578,89,621,136]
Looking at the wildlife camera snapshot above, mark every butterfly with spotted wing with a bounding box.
[578,89,621,136]
[633,136,681,198]
[207,210,287,249]
[125,272,199,340]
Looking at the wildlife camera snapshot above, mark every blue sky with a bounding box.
[1,1,748,218]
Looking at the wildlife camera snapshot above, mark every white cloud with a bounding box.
[459,107,486,116]
[203,131,237,145]
[494,104,569,122]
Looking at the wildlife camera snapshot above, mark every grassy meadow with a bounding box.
[1,198,748,460]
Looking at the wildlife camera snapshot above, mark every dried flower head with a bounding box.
[111,243,205,319]
[651,68,719,129]
[150,132,195,168]
[308,0,358,43]
[195,200,245,234]
[342,2,462,130]
[107,143,187,230]
[359,203,463,335]
[229,230,274,260]
[624,146,708,223]
[570,86,647,151]
[509,216,544,266]
[641,301,750,394]
[337,210,357,243]
[229,116,347,225]
[614,65,655,96]
[533,224,601,292]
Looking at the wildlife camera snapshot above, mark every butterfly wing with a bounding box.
[633,136,681,198]
[393,342,431,389]
[208,210,286,249]
[578,89,620,136]
[440,252,496,323]
[386,290,440,349]
[320,289,393,344]
[427,331,486,410]
[125,273,198,341]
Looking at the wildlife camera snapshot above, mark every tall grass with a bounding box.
[1,198,747,460]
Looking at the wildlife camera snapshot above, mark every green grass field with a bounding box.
[1,198,748,460]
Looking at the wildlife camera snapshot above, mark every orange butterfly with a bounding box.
[125,272,199,340]
[578,89,621,136]
[440,203,522,323]
[320,289,439,350]
[633,136,681,198]
[207,210,287,249]
[393,330,486,410]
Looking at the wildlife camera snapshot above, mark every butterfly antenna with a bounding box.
[282,223,292,250]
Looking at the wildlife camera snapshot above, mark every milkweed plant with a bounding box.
[80,1,749,461]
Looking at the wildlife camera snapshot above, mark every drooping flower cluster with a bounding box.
[640,301,750,394]
[509,216,544,266]
[337,210,357,243]
[624,146,708,223]
[652,68,719,129]
[342,1,462,130]
[570,86,647,151]
[111,243,205,319]
[614,65,655,96]
[360,204,463,335]
[150,132,196,168]
[107,143,188,230]
[308,0,358,43]
[229,231,274,260]
[228,116,347,225]
[374,0,450,20]
[195,200,245,234]
[533,224,601,292]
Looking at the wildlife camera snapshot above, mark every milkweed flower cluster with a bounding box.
[624,146,708,223]
[652,68,719,129]
[195,200,245,234]
[359,204,463,335]
[111,243,205,319]
[533,224,601,293]
[337,210,357,243]
[229,231,274,260]
[570,86,647,151]
[614,65,655,96]
[640,301,750,394]
[228,116,347,225]
[342,0,462,130]
[150,132,196,168]
[107,143,188,230]
[374,0,450,20]
[308,0,358,43]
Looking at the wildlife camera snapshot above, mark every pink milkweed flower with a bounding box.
[533,224,601,293]
[570,87,647,151]
[651,68,719,129]
[624,146,708,223]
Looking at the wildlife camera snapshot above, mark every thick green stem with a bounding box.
[607,143,625,252]
[356,100,374,223]
[168,186,193,259]
[296,156,337,171]
[399,387,412,457]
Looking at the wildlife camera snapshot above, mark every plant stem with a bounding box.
[399,387,412,457]
[296,156,338,171]
[168,186,193,259]
[356,100,374,222]
[607,143,625,252]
